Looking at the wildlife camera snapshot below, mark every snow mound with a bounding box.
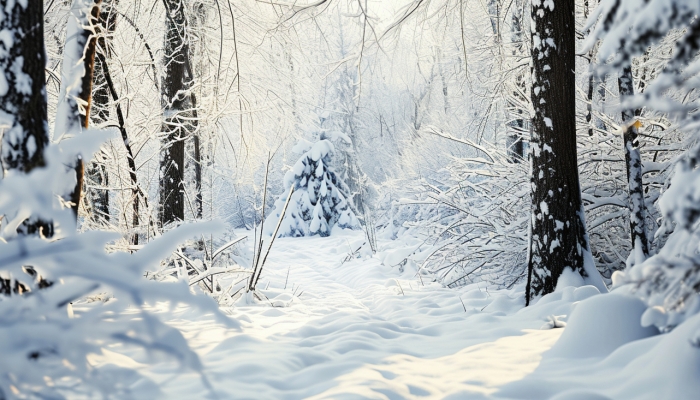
[499,306,700,400]
[548,293,658,359]
[550,390,612,400]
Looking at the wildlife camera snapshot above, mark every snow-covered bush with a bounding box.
[586,0,700,329]
[392,131,530,289]
[0,135,235,398]
[619,154,700,330]
[264,139,358,237]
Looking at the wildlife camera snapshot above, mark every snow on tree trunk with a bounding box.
[0,0,54,292]
[54,0,102,219]
[160,0,194,227]
[618,64,649,265]
[0,0,50,175]
[264,140,359,238]
[0,0,52,238]
[526,0,605,304]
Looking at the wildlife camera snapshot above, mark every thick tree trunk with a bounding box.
[1,0,50,176]
[526,0,599,304]
[0,0,52,293]
[1,0,51,239]
[160,0,193,227]
[618,64,649,264]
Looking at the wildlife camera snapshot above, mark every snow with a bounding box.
[0,68,7,96]
[4,0,699,397]
[499,306,700,400]
[25,134,35,157]
[554,268,584,290]
[53,229,694,399]
[546,293,658,359]
[10,56,31,95]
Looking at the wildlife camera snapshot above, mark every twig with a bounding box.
[395,279,405,296]
[249,185,296,291]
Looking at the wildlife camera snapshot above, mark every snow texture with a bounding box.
[45,229,695,399]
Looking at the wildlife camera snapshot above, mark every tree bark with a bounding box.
[0,0,52,239]
[160,0,194,227]
[1,0,50,176]
[618,64,649,264]
[526,0,594,304]
[55,0,102,220]
[0,0,52,293]
[86,0,119,224]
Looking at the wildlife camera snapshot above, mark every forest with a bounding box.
[0,0,699,398]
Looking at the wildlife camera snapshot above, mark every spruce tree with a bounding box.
[265,140,358,238]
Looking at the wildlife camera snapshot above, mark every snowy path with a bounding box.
[105,231,567,399]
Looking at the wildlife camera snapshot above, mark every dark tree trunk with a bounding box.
[86,0,118,224]
[587,74,595,136]
[189,4,205,220]
[526,0,592,304]
[618,64,649,263]
[160,0,193,227]
[96,51,142,244]
[0,0,52,239]
[0,0,52,293]
[193,123,203,219]
[1,0,50,175]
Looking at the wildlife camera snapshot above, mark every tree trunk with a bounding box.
[86,0,118,225]
[96,51,142,244]
[526,0,600,304]
[0,0,52,293]
[193,126,203,219]
[55,0,102,220]
[618,64,649,264]
[1,0,50,176]
[160,0,194,227]
[189,3,205,221]
[0,0,52,238]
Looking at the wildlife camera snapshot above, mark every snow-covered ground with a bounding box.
[84,230,699,399]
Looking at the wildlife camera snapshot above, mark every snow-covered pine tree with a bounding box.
[265,140,359,238]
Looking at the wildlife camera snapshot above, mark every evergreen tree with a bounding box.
[265,140,359,238]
